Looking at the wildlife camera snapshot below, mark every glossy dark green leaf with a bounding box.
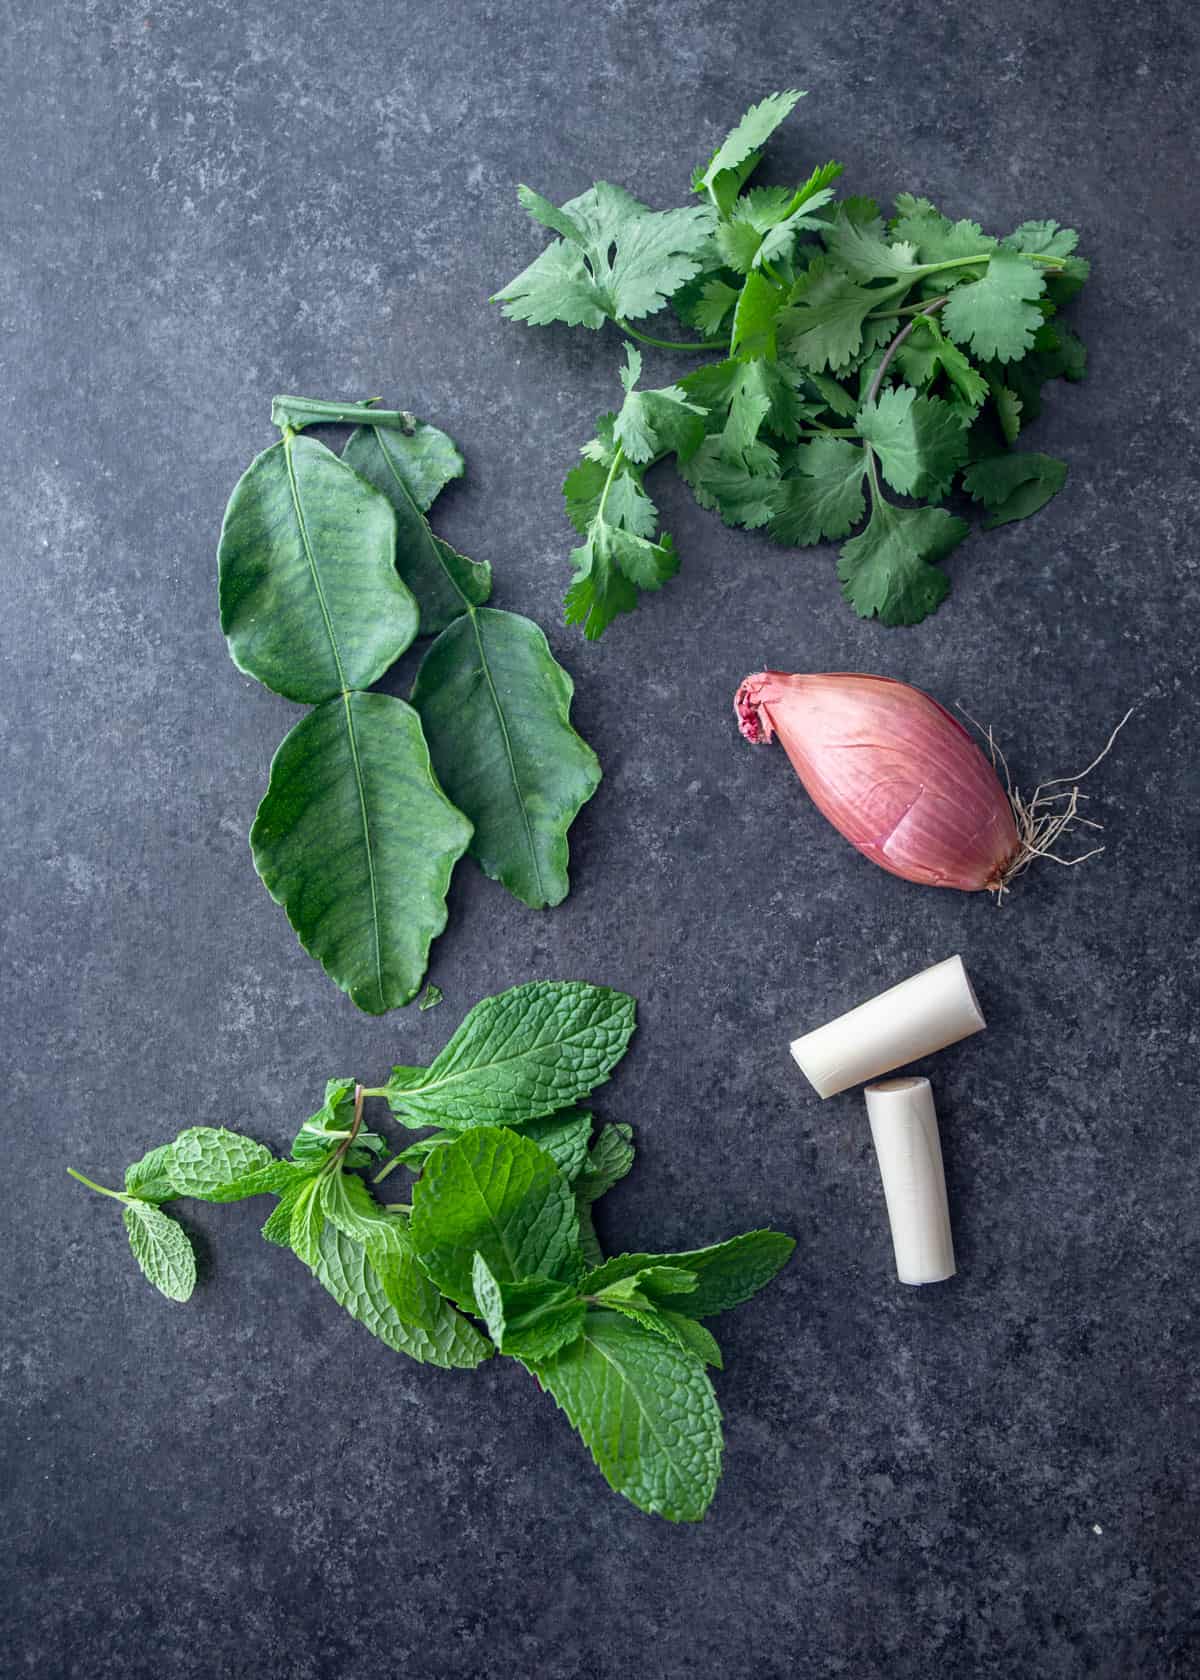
[342,424,492,635]
[218,433,418,703]
[250,691,473,1014]
[411,608,601,909]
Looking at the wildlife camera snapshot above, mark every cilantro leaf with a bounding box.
[894,314,989,410]
[493,182,714,328]
[776,256,888,371]
[383,980,636,1130]
[581,1231,795,1318]
[822,213,921,282]
[890,194,997,274]
[680,436,780,529]
[690,277,740,337]
[769,436,867,545]
[730,269,784,358]
[962,451,1068,528]
[856,386,969,501]
[408,1125,583,1309]
[122,1201,197,1303]
[471,1254,586,1361]
[528,1310,724,1522]
[692,90,806,213]
[838,500,968,625]
[941,248,1047,364]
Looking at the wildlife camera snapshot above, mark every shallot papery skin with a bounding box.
[735,671,1020,892]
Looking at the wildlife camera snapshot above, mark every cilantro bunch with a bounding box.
[493,91,1089,635]
[71,981,794,1523]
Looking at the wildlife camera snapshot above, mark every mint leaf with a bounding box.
[838,500,968,625]
[313,1222,491,1370]
[320,1170,459,1336]
[418,983,443,1012]
[769,436,866,545]
[660,1310,724,1370]
[122,1202,197,1303]
[154,1127,274,1200]
[941,248,1046,364]
[962,452,1068,528]
[384,980,636,1130]
[261,1177,313,1246]
[288,1175,326,1269]
[582,1230,795,1319]
[518,1109,594,1182]
[591,1265,698,1308]
[409,1126,582,1309]
[471,1254,585,1361]
[124,1142,178,1203]
[529,1310,723,1522]
[574,1122,635,1205]
[856,387,969,501]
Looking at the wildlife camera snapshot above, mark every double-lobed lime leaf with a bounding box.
[411,608,601,909]
[219,433,418,703]
[342,422,492,636]
[251,692,473,1014]
[221,408,600,1012]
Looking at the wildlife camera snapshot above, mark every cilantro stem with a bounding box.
[596,440,628,525]
[866,301,945,406]
[615,319,727,353]
[66,1168,127,1202]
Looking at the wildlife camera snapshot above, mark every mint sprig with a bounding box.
[70,981,794,1522]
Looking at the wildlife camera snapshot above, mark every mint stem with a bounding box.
[66,1168,127,1202]
[270,396,416,433]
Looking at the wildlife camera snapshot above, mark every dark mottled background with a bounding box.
[3,2,1197,1675]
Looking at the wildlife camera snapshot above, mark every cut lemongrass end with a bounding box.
[789,954,985,1098]
[864,1076,956,1286]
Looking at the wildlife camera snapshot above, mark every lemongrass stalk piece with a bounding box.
[789,954,984,1098]
[864,1076,956,1285]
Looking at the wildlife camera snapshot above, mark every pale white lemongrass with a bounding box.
[789,954,984,1099]
[864,1076,956,1286]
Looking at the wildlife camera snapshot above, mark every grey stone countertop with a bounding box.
[2,2,1196,1676]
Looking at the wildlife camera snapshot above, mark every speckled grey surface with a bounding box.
[3,2,1198,1675]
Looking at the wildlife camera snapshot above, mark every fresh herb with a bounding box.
[70,982,794,1522]
[219,399,600,1012]
[493,92,1088,633]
